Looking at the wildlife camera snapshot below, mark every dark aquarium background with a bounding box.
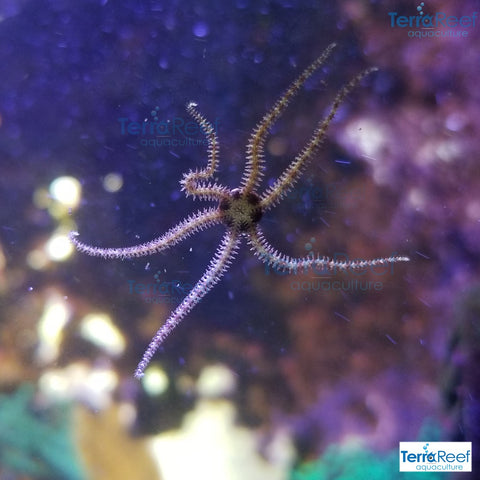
[0,0,479,479]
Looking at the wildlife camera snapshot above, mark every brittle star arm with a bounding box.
[69,207,223,259]
[241,43,337,194]
[180,102,228,200]
[260,67,378,210]
[134,231,241,378]
[248,227,409,274]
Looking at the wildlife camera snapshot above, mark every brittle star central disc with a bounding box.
[219,189,263,233]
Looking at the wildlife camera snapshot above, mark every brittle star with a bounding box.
[70,43,409,378]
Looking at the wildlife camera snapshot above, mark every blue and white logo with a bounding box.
[399,441,472,472]
[388,2,478,39]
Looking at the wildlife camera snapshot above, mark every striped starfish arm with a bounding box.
[261,66,378,210]
[134,231,241,378]
[241,43,337,194]
[180,102,228,200]
[248,227,409,274]
[69,207,222,259]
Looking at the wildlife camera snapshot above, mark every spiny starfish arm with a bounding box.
[260,67,378,211]
[248,227,409,274]
[180,102,226,200]
[134,231,241,378]
[69,207,223,259]
[181,182,230,202]
[241,43,337,194]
